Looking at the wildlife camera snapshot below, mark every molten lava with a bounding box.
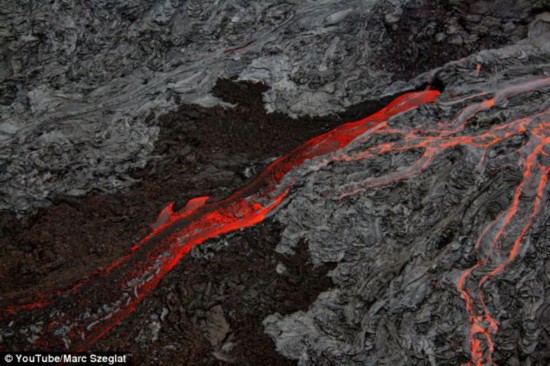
[332,76,550,365]
[1,76,549,365]
[0,90,439,352]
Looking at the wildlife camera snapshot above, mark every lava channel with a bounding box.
[0,90,438,351]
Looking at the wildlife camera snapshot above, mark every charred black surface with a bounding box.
[367,0,539,79]
[94,222,335,365]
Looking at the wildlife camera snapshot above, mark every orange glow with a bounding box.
[334,77,550,365]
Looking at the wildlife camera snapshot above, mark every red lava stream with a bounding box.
[0,90,438,352]
[1,76,549,365]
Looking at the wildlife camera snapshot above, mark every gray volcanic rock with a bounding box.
[0,0,374,213]
[0,0,541,213]
[1,1,549,363]
[264,23,550,365]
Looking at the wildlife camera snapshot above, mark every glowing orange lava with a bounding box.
[0,90,439,352]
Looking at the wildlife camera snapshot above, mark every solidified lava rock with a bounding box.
[264,33,550,366]
[1,0,542,213]
[95,223,336,365]
[1,1,550,366]
[366,0,543,80]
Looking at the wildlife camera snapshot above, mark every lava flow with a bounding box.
[0,90,438,351]
[2,75,548,363]
[332,76,550,365]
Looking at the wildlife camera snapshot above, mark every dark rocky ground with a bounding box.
[1,0,550,365]
[96,223,336,365]
[367,0,541,79]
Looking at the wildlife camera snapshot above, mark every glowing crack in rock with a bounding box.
[332,76,550,365]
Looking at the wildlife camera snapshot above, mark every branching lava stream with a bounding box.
[1,76,549,365]
[333,76,550,365]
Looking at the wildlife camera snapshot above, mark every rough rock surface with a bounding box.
[264,29,550,365]
[1,1,550,365]
[1,0,544,212]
